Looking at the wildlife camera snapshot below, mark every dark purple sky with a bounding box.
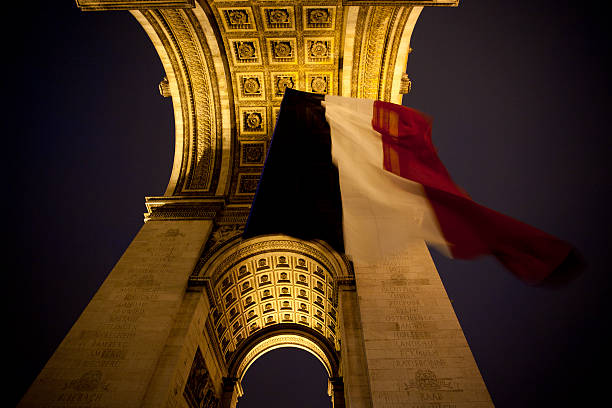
[9,1,611,407]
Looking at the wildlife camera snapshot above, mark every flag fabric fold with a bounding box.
[244,89,575,285]
[243,90,345,253]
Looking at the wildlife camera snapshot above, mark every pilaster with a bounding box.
[220,377,241,408]
[353,241,494,407]
[329,376,347,408]
[338,278,373,408]
[19,220,213,407]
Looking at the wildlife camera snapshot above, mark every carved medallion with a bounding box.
[229,39,261,65]
[236,73,265,100]
[261,6,295,31]
[271,73,297,99]
[236,173,261,195]
[306,73,333,94]
[304,6,335,30]
[267,38,297,64]
[306,38,334,64]
[239,107,267,135]
[219,7,256,31]
[239,141,266,166]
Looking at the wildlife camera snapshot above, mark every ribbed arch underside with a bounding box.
[235,334,336,380]
[196,235,350,368]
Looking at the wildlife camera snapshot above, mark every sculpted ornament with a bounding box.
[309,41,329,58]
[272,41,292,58]
[269,9,289,24]
[310,9,330,24]
[245,112,262,130]
[227,10,248,25]
[242,77,261,95]
[311,77,328,93]
[237,42,255,59]
[273,74,296,98]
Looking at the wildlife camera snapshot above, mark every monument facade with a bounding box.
[20,1,494,407]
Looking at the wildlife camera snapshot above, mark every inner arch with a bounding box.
[237,334,333,381]
[237,347,332,408]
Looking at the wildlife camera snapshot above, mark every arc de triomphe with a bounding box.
[20,1,493,407]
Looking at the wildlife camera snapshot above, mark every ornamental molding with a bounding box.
[235,332,334,380]
[76,0,195,11]
[194,234,351,284]
[144,196,225,221]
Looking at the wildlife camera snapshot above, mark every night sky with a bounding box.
[8,1,611,407]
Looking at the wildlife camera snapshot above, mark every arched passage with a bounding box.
[199,235,350,408]
[232,331,336,381]
[237,347,332,408]
[226,327,344,408]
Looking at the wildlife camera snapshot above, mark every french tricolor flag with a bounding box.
[244,89,576,285]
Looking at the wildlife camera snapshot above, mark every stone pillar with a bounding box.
[339,279,373,408]
[220,377,241,408]
[19,220,213,408]
[354,241,494,408]
[141,287,225,408]
[329,377,346,408]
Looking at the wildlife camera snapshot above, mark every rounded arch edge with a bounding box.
[228,324,341,381]
[199,234,353,284]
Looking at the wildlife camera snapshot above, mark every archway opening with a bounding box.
[237,347,332,408]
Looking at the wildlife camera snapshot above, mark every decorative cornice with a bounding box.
[343,0,458,5]
[336,277,357,287]
[144,196,225,221]
[76,0,195,11]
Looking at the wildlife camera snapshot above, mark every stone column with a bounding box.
[19,220,213,408]
[354,241,494,408]
[220,377,241,408]
[141,287,226,408]
[329,377,346,408]
[339,279,373,408]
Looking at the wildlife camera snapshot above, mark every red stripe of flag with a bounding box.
[372,100,574,284]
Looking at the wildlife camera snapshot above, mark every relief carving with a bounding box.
[304,6,335,30]
[261,7,294,30]
[184,347,218,408]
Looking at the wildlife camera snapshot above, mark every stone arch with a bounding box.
[225,327,343,407]
[130,1,234,199]
[229,325,340,381]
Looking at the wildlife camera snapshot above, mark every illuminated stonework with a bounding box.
[211,252,338,361]
[194,235,351,365]
[129,1,426,208]
[235,334,334,380]
[20,2,496,408]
